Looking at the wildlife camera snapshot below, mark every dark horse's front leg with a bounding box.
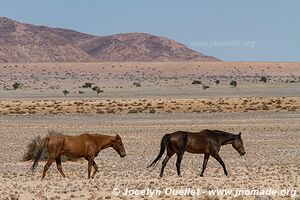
[212,153,228,176]
[200,154,210,177]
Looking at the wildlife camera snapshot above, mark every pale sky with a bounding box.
[1,0,299,61]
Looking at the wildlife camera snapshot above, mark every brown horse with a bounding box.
[31,133,126,179]
[148,129,245,177]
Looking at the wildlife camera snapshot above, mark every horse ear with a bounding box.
[116,134,121,140]
[238,132,242,137]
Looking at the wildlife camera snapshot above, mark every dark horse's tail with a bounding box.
[31,137,48,172]
[148,134,171,168]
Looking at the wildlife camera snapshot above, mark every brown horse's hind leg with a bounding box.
[160,147,174,178]
[200,154,210,177]
[212,153,228,176]
[42,158,55,178]
[56,157,66,178]
[91,161,98,178]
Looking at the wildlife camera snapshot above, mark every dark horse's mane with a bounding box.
[208,130,237,144]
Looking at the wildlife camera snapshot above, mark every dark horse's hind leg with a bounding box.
[42,158,55,178]
[200,154,210,177]
[175,133,187,177]
[56,156,66,178]
[160,147,174,178]
[176,152,184,177]
[212,153,228,176]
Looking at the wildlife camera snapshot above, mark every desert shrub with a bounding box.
[106,109,115,114]
[192,80,202,85]
[22,135,43,161]
[92,86,104,95]
[215,80,220,85]
[128,109,138,114]
[133,82,141,87]
[22,129,61,161]
[82,82,93,88]
[96,88,104,95]
[92,86,99,91]
[260,76,267,83]
[22,130,76,162]
[149,108,156,113]
[230,80,237,87]
[202,85,210,90]
[12,82,21,90]
[62,90,70,96]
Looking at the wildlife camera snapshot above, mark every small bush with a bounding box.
[92,86,104,95]
[202,85,210,90]
[62,90,70,96]
[149,108,156,113]
[192,80,202,85]
[22,135,43,161]
[260,76,267,83]
[13,82,21,90]
[82,83,93,88]
[22,129,73,162]
[128,109,138,114]
[230,80,237,87]
[133,82,141,87]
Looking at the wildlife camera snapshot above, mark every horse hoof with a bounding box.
[200,174,203,177]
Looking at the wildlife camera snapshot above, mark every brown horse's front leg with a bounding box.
[87,158,94,179]
[91,161,98,178]
[200,154,210,177]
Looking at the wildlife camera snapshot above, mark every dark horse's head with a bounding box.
[232,132,246,156]
[112,134,126,158]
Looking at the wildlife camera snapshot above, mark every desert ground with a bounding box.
[0,62,299,200]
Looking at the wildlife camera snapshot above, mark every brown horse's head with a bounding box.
[112,134,126,158]
[232,132,246,156]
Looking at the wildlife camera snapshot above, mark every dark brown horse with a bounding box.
[31,133,126,179]
[148,129,245,177]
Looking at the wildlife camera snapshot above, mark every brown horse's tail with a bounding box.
[31,137,48,172]
[148,134,171,168]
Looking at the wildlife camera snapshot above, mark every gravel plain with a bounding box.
[0,112,299,199]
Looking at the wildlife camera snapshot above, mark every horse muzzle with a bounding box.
[120,153,126,158]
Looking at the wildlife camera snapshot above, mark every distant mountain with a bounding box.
[0,17,220,63]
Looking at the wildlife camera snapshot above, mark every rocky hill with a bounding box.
[0,17,220,63]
